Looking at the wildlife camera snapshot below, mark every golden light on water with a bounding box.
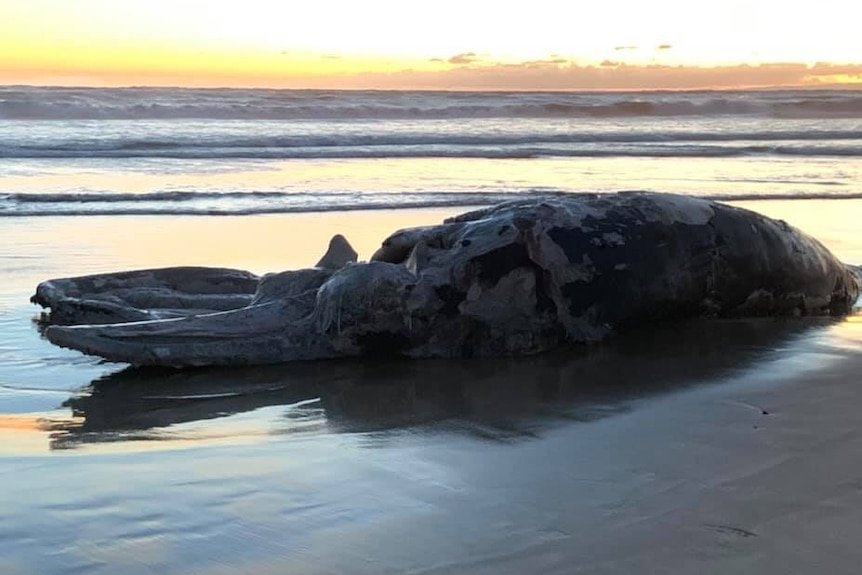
[0,414,83,454]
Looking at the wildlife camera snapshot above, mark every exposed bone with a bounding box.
[31,267,259,325]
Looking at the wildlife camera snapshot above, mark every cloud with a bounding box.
[614,46,638,51]
[10,56,860,91]
[518,58,569,69]
[810,62,862,75]
[341,61,862,91]
[448,52,480,65]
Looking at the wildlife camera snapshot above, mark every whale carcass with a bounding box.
[34,193,859,367]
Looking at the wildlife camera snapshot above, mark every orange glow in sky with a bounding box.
[2,0,860,89]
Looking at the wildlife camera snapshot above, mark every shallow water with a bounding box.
[2,85,861,571]
[2,319,861,574]
[2,88,861,216]
[1,202,861,573]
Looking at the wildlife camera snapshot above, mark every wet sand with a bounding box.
[0,200,861,574]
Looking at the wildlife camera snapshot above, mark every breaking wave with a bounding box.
[2,87,860,120]
[2,134,860,160]
[4,189,862,217]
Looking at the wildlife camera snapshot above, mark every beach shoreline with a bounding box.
[1,198,861,573]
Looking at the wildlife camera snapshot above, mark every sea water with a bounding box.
[1,87,860,216]
[0,86,861,574]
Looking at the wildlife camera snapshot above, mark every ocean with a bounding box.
[1,86,861,574]
[1,87,861,216]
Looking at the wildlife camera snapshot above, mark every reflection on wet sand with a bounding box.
[45,317,835,450]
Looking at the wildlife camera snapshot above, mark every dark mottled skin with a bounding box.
[36,194,860,367]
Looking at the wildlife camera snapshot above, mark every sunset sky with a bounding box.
[3,0,861,89]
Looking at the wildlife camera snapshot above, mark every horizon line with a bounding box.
[3,83,860,93]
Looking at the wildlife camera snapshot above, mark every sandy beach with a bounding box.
[1,200,861,574]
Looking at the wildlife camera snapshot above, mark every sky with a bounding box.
[2,0,861,90]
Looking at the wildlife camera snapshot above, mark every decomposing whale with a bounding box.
[30,234,358,326]
[33,193,860,367]
[31,266,260,325]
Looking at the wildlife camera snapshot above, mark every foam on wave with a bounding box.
[2,145,858,160]
[2,87,859,121]
[3,190,862,217]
